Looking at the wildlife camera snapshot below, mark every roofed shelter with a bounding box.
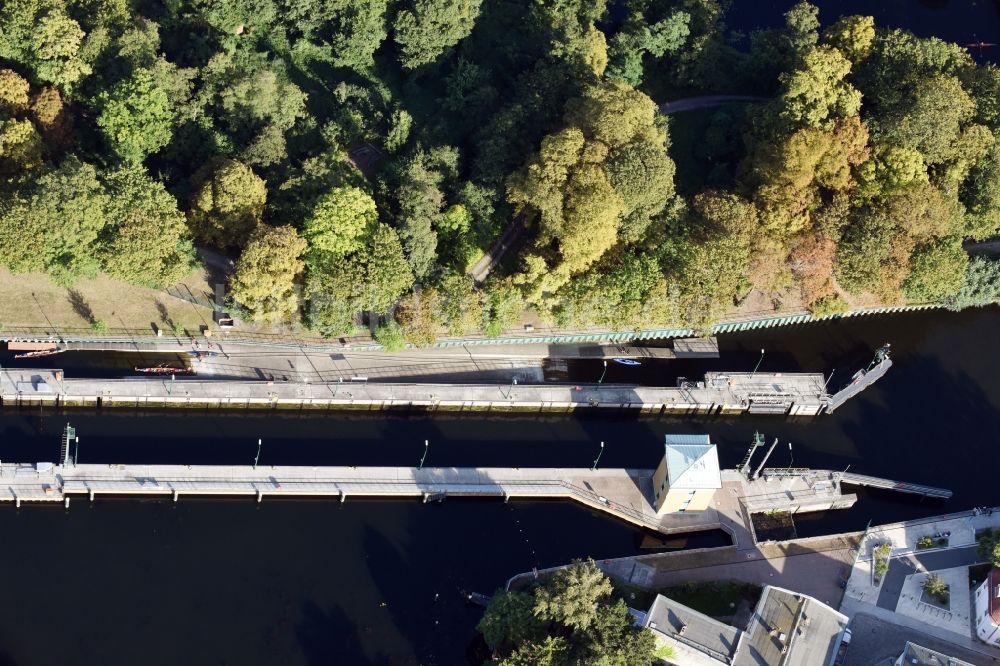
[652,434,722,514]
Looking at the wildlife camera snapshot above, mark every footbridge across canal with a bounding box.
[0,459,948,547]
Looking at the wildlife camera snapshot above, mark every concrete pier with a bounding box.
[0,368,832,415]
[0,462,861,546]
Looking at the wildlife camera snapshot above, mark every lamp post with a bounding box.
[504,377,518,400]
[598,360,608,385]
[254,438,262,469]
[592,441,605,471]
[419,440,429,470]
[750,348,765,379]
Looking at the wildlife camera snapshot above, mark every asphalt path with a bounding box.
[658,94,769,114]
[875,545,981,610]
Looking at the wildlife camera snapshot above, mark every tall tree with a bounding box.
[0,69,30,117]
[99,166,192,286]
[533,559,612,631]
[393,0,483,69]
[229,225,306,324]
[187,158,267,249]
[96,68,173,163]
[304,186,378,262]
[0,157,108,282]
[0,0,91,89]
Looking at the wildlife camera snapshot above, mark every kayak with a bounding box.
[613,358,641,366]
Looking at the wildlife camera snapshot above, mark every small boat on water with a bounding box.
[13,348,65,359]
[613,358,641,366]
[133,365,192,375]
[462,591,491,607]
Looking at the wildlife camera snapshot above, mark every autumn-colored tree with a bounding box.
[29,86,72,154]
[0,68,30,117]
[397,287,442,346]
[188,158,267,249]
[788,232,837,305]
[0,118,43,173]
[229,225,306,324]
[821,15,875,63]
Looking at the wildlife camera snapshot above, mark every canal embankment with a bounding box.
[0,368,837,414]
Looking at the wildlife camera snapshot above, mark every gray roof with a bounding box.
[644,594,741,664]
[735,586,848,666]
[664,435,721,490]
[899,642,975,666]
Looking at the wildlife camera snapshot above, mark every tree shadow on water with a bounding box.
[295,600,378,666]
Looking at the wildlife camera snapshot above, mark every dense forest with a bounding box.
[3,0,1000,343]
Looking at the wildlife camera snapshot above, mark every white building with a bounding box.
[974,568,1000,645]
[643,585,849,666]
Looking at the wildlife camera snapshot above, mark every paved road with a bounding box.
[965,239,1000,255]
[658,95,769,114]
[876,546,981,610]
[469,213,529,283]
[843,612,999,666]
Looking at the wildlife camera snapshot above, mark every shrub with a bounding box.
[917,536,935,549]
[809,294,848,318]
[375,321,407,351]
[873,543,891,582]
[91,319,108,333]
[922,573,949,602]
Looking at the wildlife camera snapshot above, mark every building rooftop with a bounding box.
[898,641,976,666]
[987,568,1000,627]
[644,593,741,664]
[664,435,722,490]
[734,586,847,666]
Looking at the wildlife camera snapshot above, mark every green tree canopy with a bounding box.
[304,186,378,262]
[98,166,192,286]
[0,68,30,117]
[0,0,91,89]
[776,45,861,130]
[533,559,612,631]
[479,559,655,665]
[478,591,545,650]
[0,117,44,173]
[393,0,483,69]
[902,239,968,302]
[188,158,267,249]
[509,81,674,299]
[229,225,306,324]
[821,15,875,63]
[945,256,1000,310]
[97,68,174,163]
[0,156,108,282]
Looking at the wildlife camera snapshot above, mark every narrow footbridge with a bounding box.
[760,468,952,499]
[837,472,953,499]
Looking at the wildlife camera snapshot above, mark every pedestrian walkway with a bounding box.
[895,566,972,636]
